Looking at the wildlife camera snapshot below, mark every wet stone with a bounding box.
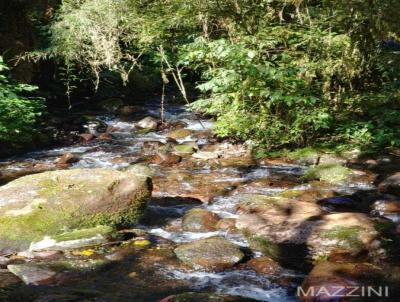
[244,256,282,276]
[181,208,220,232]
[174,237,244,271]
[7,263,57,285]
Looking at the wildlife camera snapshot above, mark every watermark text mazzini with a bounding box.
[297,286,389,298]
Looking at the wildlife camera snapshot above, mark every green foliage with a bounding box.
[0,57,45,145]
[44,0,400,151]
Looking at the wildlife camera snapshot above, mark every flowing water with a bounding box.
[0,101,379,302]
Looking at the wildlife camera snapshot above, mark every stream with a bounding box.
[0,100,387,302]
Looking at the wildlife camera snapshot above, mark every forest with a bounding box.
[1,0,400,155]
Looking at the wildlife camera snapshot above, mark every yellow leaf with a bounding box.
[80,249,95,256]
[133,239,151,247]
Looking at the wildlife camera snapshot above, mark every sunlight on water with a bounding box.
[164,269,298,302]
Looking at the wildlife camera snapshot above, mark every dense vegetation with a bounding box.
[2,0,400,154]
[0,57,44,147]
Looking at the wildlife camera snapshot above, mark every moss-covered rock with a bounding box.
[167,129,194,140]
[303,164,352,183]
[174,144,196,154]
[0,168,152,254]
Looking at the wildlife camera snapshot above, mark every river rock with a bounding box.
[125,164,156,178]
[7,263,57,285]
[97,132,113,141]
[17,250,62,260]
[244,256,282,275]
[117,105,142,116]
[79,133,96,142]
[29,225,114,251]
[379,173,400,196]
[174,144,197,154]
[167,129,193,140]
[82,118,108,134]
[216,218,237,231]
[159,292,258,302]
[136,116,159,130]
[0,168,152,254]
[192,151,220,160]
[372,200,400,213]
[153,171,235,203]
[151,152,182,166]
[371,199,400,222]
[56,153,80,166]
[174,237,244,270]
[182,209,220,232]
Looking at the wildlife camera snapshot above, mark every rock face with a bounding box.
[182,209,220,232]
[236,195,379,264]
[0,168,152,254]
[174,237,244,270]
[379,173,400,196]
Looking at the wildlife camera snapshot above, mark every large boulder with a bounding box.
[0,168,152,254]
[174,237,244,270]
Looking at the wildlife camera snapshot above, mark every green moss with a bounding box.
[174,144,196,154]
[0,207,75,242]
[88,200,147,228]
[303,164,352,183]
[53,225,114,242]
[136,128,152,135]
[279,190,304,199]
[242,229,281,260]
[321,226,364,249]
[286,147,320,160]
